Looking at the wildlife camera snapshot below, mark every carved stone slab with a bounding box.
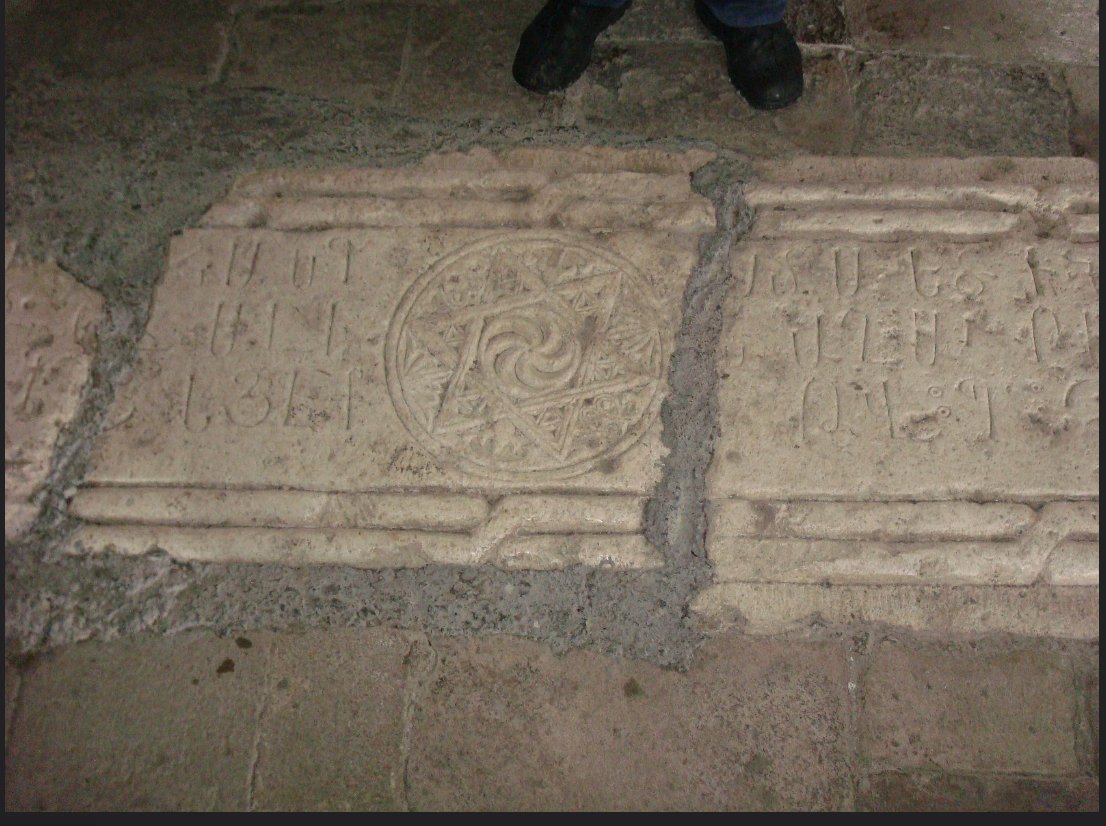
[69,148,716,569]
[5,242,104,539]
[699,157,1099,637]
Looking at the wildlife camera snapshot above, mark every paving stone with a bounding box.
[226,2,410,107]
[67,147,715,570]
[1075,651,1099,775]
[5,659,21,744]
[699,156,1099,637]
[1063,64,1100,162]
[403,0,564,121]
[4,0,231,86]
[849,52,1071,156]
[406,635,851,810]
[859,642,1081,775]
[608,0,847,45]
[858,771,1099,812]
[252,629,411,811]
[4,633,264,811]
[844,0,1100,66]
[5,241,104,539]
[575,45,855,155]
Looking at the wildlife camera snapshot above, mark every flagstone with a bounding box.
[700,156,1099,636]
[5,242,104,539]
[67,148,716,570]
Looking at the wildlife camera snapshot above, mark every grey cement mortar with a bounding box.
[4,78,763,668]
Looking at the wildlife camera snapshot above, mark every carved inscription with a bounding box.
[727,241,1099,449]
[386,235,667,479]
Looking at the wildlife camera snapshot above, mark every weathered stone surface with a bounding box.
[4,0,231,86]
[849,53,1071,156]
[1064,64,1100,162]
[577,46,855,155]
[699,157,1098,637]
[406,635,851,810]
[5,659,21,744]
[692,583,1100,637]
[608,0,847,45]
[227,2,409,107]
[844,0,1100,66]
[4,633,263,811]
[5,242,104,539]
[252,629,410,811]
[69,148,715,570]
[858,771,1099,812]
[859,642,1081,774]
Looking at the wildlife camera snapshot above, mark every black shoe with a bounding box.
[513,0,631,93]
[695,0,803,110]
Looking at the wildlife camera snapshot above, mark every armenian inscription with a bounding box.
[68,148,714,569]
[701,157,1099,637]
[5,243,104,539]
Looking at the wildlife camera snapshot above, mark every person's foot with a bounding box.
[694,0,803,110]
[513,0,631,93]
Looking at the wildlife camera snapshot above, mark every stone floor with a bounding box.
[4,0,1101,812]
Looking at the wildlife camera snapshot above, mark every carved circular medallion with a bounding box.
[385,233,668,480]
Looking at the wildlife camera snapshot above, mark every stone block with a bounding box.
[251,629,411,811]
[67,147,716,570]
[844,0,1100,66]
[226,2,409,107]
[4,633,263,811]
[5,241,104,539]
[859,642,1081,774]
[608,0,847,45]
[692,582,1100,638]
[4,0,231,86]
[858,771,1099,812]
[849,52,1070,156]
[1063,64,1100,162]
[406,634,851,810]
[576,45,855,155]
[698,156,1099,637]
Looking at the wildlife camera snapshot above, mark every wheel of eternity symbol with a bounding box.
[385,232,669,481]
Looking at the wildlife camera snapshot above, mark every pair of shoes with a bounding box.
[511,0,803,111]
[694,0,803,110]
[512,0,632,94]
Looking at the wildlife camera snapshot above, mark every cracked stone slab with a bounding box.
[68,147,716,571]
[698,157,1099,638]
[5,241,104,539]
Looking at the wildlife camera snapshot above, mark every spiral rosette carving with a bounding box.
[385,234,668,480]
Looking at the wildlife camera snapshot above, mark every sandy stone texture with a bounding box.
[700,156,1099,637]
[69,148,716,571]
[4,632,265,811]
[5,241,104,539]
[860,641,1082,775]
[844,0,1100,66]
[405,634,852,810]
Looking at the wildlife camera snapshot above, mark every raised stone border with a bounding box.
[696,156,1099,638]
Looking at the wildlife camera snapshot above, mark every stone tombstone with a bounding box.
[700,157,1099,636]
[69,148,716,569]
[5,242,104,539]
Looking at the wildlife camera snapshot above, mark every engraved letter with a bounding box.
[210,302,243,357]
[183,373,211,432]
[801,378,839,441]
[912,309,938,366]
[910,248,940,297]
[834,246,859,297]
[1030,306,1061,363]
[226,370,271,427]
